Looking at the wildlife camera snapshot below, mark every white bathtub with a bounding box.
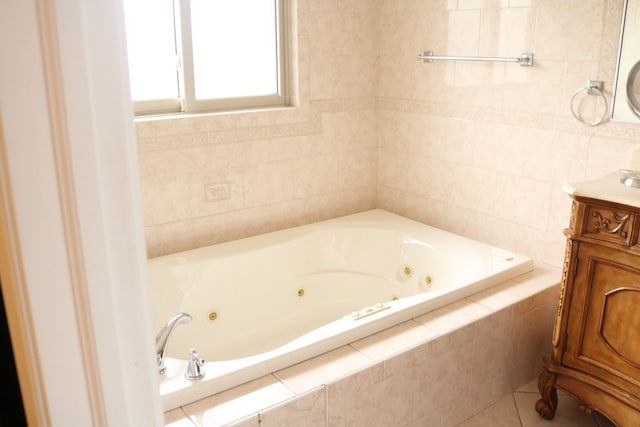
[149,209,533,410]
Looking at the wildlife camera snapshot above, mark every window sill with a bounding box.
[133,103,299,123]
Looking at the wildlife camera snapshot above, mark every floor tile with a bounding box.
[457,394,521,427]
[458,377,619,427]
[514,391,599,427]
[516,379,539,394]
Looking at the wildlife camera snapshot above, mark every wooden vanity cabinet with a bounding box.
[536,196,640,426]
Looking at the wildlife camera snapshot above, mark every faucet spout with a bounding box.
[155,312,192,373]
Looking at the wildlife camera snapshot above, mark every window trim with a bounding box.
[131,0,288,116]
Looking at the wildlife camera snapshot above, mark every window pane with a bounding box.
[190,0,279,100]
[123,0,179,101]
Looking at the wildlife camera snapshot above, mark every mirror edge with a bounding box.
[611,0,632,122]
[627,60,640,118]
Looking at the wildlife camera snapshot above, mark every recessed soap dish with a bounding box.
[619,169,640,188]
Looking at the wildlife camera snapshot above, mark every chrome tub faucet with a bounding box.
[155,312,192,373]
[185,348,205,380]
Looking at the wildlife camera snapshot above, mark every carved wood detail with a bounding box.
[591,210,629,238]
[553,239,572,348]
[579,403,595,416]
[569,201,576,231]
[535,363,558,420]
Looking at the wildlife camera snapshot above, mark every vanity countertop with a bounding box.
[563,170,640,209]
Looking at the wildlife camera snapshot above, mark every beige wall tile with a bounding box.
[479,7,536,57]
[448,10,482,56]
[534,4,605,62]
[587,136,639,178]
[182,375,294,427]
[259,388,327,427]
[472,123,527,175]
[138,0,637,278]
[244,161,294,207]
[326,362,414,426]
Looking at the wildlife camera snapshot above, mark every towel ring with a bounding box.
[570,80,608,126]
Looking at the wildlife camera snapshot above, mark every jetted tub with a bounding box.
[149,209,533,410]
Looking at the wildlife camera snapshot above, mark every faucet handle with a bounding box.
[185,348,205,381]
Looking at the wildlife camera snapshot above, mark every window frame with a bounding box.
[130,0,288,116]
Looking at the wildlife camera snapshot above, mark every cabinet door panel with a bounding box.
[601,287,640,367]
[564,243,640,395]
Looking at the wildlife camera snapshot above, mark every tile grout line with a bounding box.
[512,391,525,427]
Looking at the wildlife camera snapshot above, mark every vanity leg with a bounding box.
[535,366,558,420]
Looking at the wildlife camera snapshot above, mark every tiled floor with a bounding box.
[458,379,616,427]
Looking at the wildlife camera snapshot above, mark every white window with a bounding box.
[123,0,287,115]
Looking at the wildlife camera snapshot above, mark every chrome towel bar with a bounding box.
[417,51,534,67]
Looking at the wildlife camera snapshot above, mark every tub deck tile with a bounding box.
[273,344,373,394]
[413,298,493,335]
[470,262,561,312]
[350,319,439,361]
[225,415,260,427]
[511,262,562,290]
[181,375,292,427]
[164,408,197,427]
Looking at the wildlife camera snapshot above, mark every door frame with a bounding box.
[0,1,161,425]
